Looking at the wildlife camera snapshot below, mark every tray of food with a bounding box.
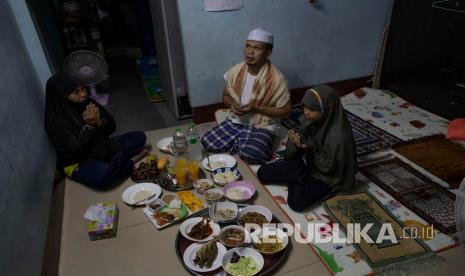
[143,191,207,229]
[158,166,207,191]
[131,155,168,183]
[175,204,291,275]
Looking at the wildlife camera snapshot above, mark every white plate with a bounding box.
[202,154,236,171]
[121,183,162,205]
[221,247,264,276]
[156,137,173,154]
[193,178,213,194]
[179,217,221,242]
[238,205,273,226]
[209,201,238,223]
[183,242,227,273]
[252,227,289,255]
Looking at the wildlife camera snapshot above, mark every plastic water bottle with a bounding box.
[172,128,187,157]
[186,122,203,161]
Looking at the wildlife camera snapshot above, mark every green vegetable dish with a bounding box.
[226,253,260,276]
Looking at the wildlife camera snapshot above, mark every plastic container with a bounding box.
[172,128,187,157]
[186,122,203,161]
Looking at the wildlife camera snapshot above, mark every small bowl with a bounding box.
[238,205,273,227]
[221,247,264,276]
[203,188,224,202]
[218,225,250,248]
[209,201,238,222]
[251,227,289,255]
[145,198,165,212]
[193,179,213,194]
[211,167,241,186]
[161,193,178,204]
[223,181,256,202]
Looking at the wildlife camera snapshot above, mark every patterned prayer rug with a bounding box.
[360,157,456,234]
[346,111,401,156]
[282,105,402,156]
[216,110,457,276]
[324,192,434,273]
[393,134,465,189]
[244,166,456,276]
[341,88,449,141]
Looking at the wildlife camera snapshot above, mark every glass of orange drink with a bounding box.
[174,166,187,187]
[187,161,200,181]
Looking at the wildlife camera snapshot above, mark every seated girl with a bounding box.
[257,85,357,211]
[45,74,148,188]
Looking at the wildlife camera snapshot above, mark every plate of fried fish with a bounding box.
[179,217,220,242]
[183,241,227,272]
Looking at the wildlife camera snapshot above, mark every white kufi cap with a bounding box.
[247,27,273,45]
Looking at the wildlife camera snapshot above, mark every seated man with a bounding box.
[201,27,291,164]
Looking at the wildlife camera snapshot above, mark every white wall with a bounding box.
[8,0,52,91]
[177,0,393,107]
[0,1,56,275]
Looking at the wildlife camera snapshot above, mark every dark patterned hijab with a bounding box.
[45,73,87,132]
[300,85,357,192]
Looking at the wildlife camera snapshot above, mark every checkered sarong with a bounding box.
[201,119,275,164]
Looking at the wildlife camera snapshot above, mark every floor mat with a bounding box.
[360,156,456,235]
[215,110,456,275]
[136,56,163,102]
[324,192,434,273]
[346,111,402,156]
[341,88,449,141]
[247,165,457,276]
[393,135,465,189]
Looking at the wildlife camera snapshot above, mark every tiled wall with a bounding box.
[0,2,56,275]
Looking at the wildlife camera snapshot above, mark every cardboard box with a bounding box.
[87,202,119,241]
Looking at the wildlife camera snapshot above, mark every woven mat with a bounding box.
[360,157,456,234]
[341,88,449,141]
[246,168,456,275]
[346,111,401,156]
[215,109,457,275]
[393,134,465,189]
[324,192,433,272]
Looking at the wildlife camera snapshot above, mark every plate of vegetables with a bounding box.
[222,247,263,276]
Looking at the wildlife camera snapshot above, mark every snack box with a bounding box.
[87,202,119,241]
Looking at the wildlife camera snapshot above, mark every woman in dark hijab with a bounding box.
[45,73,148,188]
[257,85,357,211]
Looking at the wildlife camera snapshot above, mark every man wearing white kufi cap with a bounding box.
[201,27,291,164]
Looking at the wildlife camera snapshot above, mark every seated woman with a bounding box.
[45,74,148,188]
[257,85,357,211]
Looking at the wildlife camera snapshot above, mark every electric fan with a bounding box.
[63,50,110,105]
[455,176,465,253]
